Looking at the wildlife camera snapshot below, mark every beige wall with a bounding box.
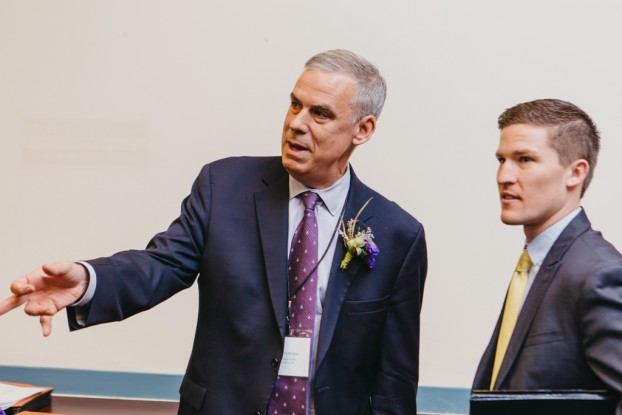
[1,0,622,389]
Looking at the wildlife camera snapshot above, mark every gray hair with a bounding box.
[305,49,387,122]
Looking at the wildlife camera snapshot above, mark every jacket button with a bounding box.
[271,357,279,368]
[254,412,262,415]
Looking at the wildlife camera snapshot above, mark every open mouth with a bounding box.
[288,141,309,152]
[501,193,519,201]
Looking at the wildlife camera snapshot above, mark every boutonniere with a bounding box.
[339,197,379,270]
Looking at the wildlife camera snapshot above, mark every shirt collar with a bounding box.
[526,207,582,266]
[288,166,351,216]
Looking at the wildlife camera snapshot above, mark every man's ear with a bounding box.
[567,159,589,189]
[353,115,376,145]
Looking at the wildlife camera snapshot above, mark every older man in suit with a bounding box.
[472,99,622,412]
[0,49,427,415]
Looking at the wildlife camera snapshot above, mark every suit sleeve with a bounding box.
[371,224,427,414]
[68,164,213,328]
[581,265,622,413]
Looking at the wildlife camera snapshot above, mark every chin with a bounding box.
[282,157,300,173]
[500,213,525,226]
[282,161,306,182]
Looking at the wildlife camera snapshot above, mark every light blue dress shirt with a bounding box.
[521,207,582,306]
[288,167,350,415]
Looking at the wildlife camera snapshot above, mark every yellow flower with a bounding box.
[338,198,379,270]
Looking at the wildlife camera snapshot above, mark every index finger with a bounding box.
[0,294,28,316]
[11,274,37,295]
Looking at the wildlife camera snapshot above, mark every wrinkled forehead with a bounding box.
[292,70,357,108]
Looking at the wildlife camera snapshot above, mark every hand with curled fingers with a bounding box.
[0,261,89,336]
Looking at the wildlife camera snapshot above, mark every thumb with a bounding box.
[41,261,74,277]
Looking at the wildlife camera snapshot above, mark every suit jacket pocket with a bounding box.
[523,329,565,349]
[179,375,207,411]
[342,295,390,314]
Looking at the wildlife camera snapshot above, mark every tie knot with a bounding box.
[300,191,320,211]
[515,249,532,273]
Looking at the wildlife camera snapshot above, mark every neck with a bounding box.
[523,203,581,242]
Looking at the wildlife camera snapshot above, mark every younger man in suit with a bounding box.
[472,99,622,411]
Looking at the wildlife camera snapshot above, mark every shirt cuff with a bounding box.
[72,261,97,307]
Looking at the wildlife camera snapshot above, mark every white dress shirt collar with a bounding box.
[288,166,351,216]
[526,207,583,267]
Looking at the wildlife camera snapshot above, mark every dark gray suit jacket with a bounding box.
[473,210,622,413]
[68,156,428,415]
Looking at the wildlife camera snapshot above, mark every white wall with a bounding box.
[1,0,621,389]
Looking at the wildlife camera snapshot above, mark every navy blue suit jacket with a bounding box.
[68,156,428,415]
[473,210,622,413]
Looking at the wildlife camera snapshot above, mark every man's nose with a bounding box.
[497,162,516,184]
[288,110,309,134]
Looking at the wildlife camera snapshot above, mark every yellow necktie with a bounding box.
[490,248,532,389]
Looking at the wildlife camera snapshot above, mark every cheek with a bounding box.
[308,127,328,146]
[529,178,563,206]
[323,130,354,150]
[541,177,561,193]
[310,124,355,155]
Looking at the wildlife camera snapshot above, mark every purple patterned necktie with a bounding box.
[267,191,320,415]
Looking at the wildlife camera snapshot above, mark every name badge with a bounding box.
[277,337,311,378]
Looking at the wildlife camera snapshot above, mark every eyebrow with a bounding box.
[311,104,336,119]
[290,93,336,119]
[496,148,536,158]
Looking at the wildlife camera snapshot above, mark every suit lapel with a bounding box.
[494,211,591,388]
[315,169,374,369]
[255,161,290,338]
[473,315,502,389]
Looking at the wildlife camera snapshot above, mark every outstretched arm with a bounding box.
[0,261,89,336]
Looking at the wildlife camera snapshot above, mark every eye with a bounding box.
[309,105,335,121]
[519,156,532,163]
[311,108,328,119]
[497,156,505,164]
